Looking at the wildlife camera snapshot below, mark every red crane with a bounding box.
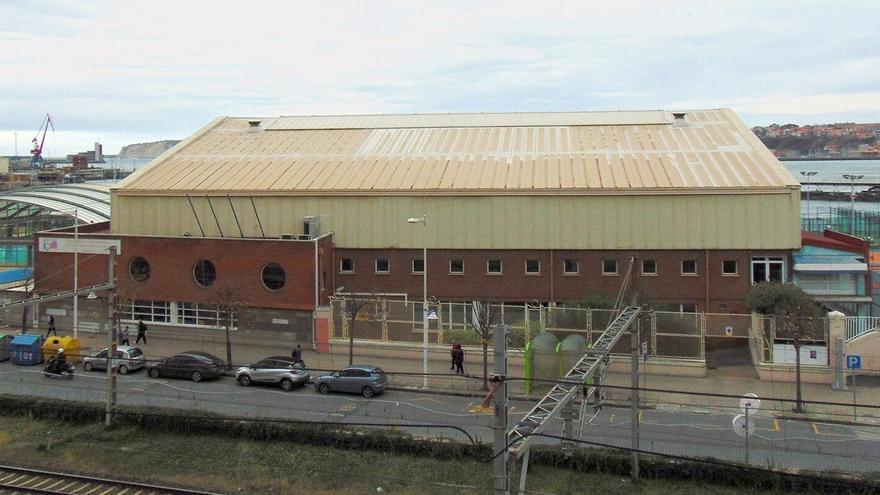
[30,113,54,168]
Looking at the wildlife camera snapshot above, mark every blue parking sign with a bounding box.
[846,355,861,370]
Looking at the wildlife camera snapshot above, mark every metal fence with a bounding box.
[845,316,880,342]
[801,206,880,245]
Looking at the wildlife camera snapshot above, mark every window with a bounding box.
[681,260,697,275]
[642,259,657,276]
[722,260,738,276]
[340,258,354,273]
[680,303,698,313]
[375,258,390,273]
[602,259,618,275]
[193,259,216,287]
[412,258,424,274]
[129,257,150,282]
[122,300,171,324]
[487,259,502,274]
[751,257,785,284]
[261,263,286,291]
[178,302,238,328]
[563,259,579,275]
[449,259,464,274]
[525,259,540,274]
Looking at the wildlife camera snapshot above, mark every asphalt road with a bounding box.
[1,361,878,474]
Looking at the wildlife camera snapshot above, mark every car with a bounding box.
[314,364,388,398]
[147,351,225,382]
[82,345,146,375]
[236,356,310,391]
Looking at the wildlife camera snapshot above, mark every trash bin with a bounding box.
[526,332,559,394]
[42,336,83,364]
[10,334,43,365]
[0,333,10,361]
[557,334,589,375]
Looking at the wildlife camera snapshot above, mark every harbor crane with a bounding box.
[30,113,54,168]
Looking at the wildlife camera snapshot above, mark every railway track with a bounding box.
[0,465,224,495]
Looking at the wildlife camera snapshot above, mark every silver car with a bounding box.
[82,346,146,375]
[314,364,388,398]
[236,356,310,391]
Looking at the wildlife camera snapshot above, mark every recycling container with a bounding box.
[10,334,43,365]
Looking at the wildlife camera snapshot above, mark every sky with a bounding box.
[1,0,879,156]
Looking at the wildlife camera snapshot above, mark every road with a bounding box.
[1,361,878,474]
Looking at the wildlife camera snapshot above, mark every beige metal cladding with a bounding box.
[114,108,798,195]
[110,189,801,250]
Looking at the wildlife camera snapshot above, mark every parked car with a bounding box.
[314,364,388,397]
[147,351,225,382]
[82,346,146,375]
[236,356,310,391]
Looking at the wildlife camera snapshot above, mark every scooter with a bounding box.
[43,361,74,379]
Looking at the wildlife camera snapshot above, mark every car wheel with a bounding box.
[191,371,203,382]
[238,375,252,387]
[318,383,331,394]
[362,386,375,398]
[279,378,293,391]
[84,362,93,372]
[148,368,160,379]
[118,365,129,375]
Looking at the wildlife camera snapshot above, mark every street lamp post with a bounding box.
[842,174,863,235]
[51,208,79,338]
[799,171,817,217]
[407,214,428,388]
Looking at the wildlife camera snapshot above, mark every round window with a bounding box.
[193,259,216,287]
[261,263,286,291]
[129,257,150,282]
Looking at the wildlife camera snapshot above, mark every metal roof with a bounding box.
[0,184,110,223]
[116,109,798,196]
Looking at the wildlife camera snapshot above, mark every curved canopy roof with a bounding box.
[0,184,110,224]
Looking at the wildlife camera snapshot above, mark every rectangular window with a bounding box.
[681,259,697,275]
[340,258,354,273]
[125,300,171,324]
[563,259,579,275]
[412,258,424,274]
[487,259,502,274]
[525,259,541,274]
[449,259,464,274]
[602,259,618,275]
[177,302,237,329]
[642,259,657,275]
[751,257,785,284]
[375,258,390,274]
[680,303,698,313]
[722,260,738,276]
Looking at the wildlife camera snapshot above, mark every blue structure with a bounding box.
[10,334,43,365]
[794,230,873,316]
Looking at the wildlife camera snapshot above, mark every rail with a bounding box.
[0,464,223,495]
[845,316,880,342]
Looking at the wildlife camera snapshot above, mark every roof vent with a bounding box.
[248,120,262,127]
[671,112,688,127]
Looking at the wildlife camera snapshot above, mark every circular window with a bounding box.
[129,257,151,282]
[261,263,286,291]
[193,259,216,287]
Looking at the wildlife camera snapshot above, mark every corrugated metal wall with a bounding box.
[111,189,801,250]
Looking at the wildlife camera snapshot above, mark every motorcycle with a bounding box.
[43,360,75,379]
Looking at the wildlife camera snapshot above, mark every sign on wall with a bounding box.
[39,237,121,255]
[772,344,828,366]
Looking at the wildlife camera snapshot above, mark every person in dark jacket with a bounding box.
[135,320,147,344]
[291,344,304,366]
[46,315,57,337]
[453,344,464,374]
[450,342,457,370]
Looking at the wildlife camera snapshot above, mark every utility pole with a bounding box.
[492,323,509,495]
[630,319,640,479]
[105,247,117,427]
[842,174,863,235]
[791,322,805,414]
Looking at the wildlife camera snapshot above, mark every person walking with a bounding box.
[119,325,130,346]
[453,344,464,374]
[135,319,147,344]
[450,342,457,370]
[290,344,304,366]
[46,315,57,338]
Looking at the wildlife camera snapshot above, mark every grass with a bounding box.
[0,415,803,495]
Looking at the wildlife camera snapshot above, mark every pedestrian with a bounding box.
[450,342,457,370]
[46,315,57,337]
[135,319,147,344]
[453,344,464,374]
[119,325,130,346]
[291,344,304,366]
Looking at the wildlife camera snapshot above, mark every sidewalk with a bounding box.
[70,326,879,422]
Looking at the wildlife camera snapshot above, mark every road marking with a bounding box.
[330,402,358,417]
[811,422,853,437]
[755,419,780,432]
[812,423,820,435]
[638,410,643,424]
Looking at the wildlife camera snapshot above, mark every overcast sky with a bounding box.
[1,0,879,156]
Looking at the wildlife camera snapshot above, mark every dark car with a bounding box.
[314,364,388,397]
[236,356,310,391]
[147,351,225,382]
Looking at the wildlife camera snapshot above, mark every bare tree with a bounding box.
[470,301,501,390]
[341,294,374,365]
[20,275,33,334]
[213,284,249,369]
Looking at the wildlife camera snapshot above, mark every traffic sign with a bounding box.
[740,393,760,414]
[732,414,755,437]
[846,355,861,370]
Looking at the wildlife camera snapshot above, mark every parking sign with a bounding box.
[846,355,861,370]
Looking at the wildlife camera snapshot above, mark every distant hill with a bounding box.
[118,140,180,159]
